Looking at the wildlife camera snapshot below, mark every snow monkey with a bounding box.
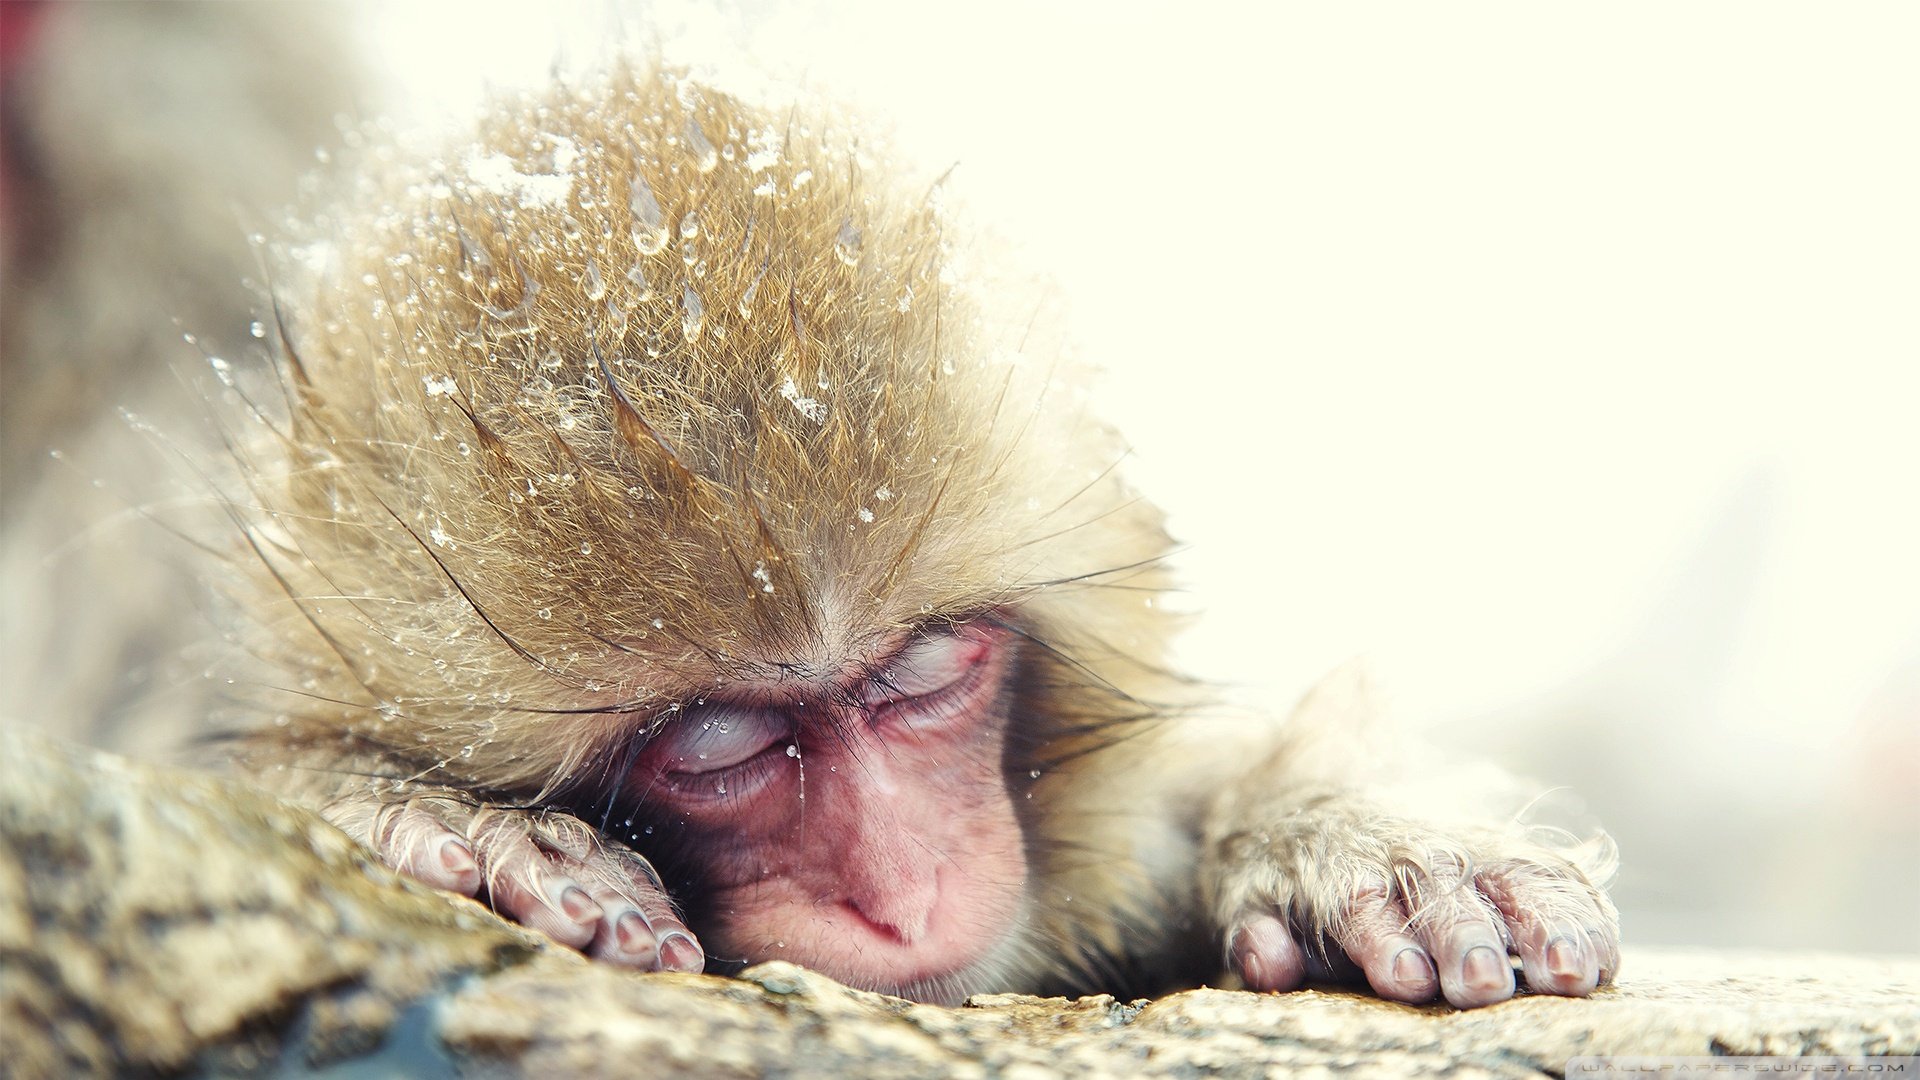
[220,63,1620,1009]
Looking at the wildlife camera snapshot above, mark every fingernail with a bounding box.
[1391,947,1435,989]
[1463,946,1507,990]
[615,911,655,956]
[1228,925,1267,988]
[558,885,600,924]
[438,838,476,875]
[658,931,704,973]
[1547,937,1581,977]
[1237,946,1269,989]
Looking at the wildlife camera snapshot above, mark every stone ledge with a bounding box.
[3,730,1915,1078]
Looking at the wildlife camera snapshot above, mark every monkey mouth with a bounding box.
[711,871,1027,1005]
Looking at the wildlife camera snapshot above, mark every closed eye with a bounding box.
[650,703,790,776]
[864,630,980,704]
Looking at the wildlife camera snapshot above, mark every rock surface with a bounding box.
[3,731,1916,1079]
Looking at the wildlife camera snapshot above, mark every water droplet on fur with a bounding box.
[583,258,606,301]
[791,168,813,189]
[786,745,799,758]
[685,119,719,173]
[536,607,553,620]
[629,172,668,254]
[680,285,705,342]
[579,541,592,555]
[737,267,765,318]
[856,507,874,523]
[678,211,700,240]
[652,619,665,629]
[834,220,862,266]
[1030,769,1042,779]
[249,321,266,338]
[626,262,654,300]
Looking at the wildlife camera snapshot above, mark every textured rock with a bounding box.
[4,730,1916,1079]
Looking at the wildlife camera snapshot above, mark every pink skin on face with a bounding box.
[626,621,1028,1000]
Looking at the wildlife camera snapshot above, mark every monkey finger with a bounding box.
[580,846,705,973]
[1326,878,1441,1004]
[1227,913,1307,992]
[569,855,703,972]
[470,828,606,950]
[369,800,483,896]
[512,821,707,973]
[576,890,705,972]
[1419,915,1518,1009]
[526,810,602,863]
[584,899,663,968]
[1476,864,1616,997]
[1404,899,1516,1008]
[1396,854,1518,1009]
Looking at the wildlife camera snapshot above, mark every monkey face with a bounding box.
[622,620,1029,1003]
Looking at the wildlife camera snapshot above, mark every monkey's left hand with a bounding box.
[1202,791,1620,1009]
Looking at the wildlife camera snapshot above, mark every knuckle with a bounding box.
[1344,876,1394,906]
[468,805,533,847]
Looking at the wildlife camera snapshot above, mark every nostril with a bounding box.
[844,898,909,944]
[844,895,939,945]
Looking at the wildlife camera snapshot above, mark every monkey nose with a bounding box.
[842,872,938,944]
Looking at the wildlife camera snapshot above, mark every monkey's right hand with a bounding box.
[322,792,705,973]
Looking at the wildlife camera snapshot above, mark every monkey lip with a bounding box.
[720,870,1022,1000]
[800,910,1008,996]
